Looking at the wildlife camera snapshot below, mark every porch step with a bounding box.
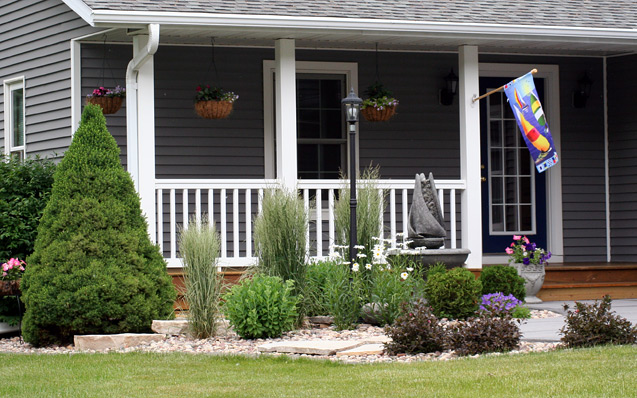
[538,281,637,301]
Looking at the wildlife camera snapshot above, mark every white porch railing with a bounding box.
[155,179,466,267]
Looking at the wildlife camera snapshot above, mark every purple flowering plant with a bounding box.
[87,85,125,98]
[362,81,399,111]
[505,235,551,266]
[479,293,522,317]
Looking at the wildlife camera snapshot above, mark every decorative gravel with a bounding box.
[0,310,561,364]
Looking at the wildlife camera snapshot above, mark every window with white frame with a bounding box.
[4,78,25,159]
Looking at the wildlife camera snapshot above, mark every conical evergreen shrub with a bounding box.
[21,104,175,346]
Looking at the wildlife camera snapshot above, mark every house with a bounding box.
[2,0,637,298]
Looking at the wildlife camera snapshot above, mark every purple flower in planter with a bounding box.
[523,257,531,265]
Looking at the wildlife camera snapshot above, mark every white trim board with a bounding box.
[263,60,358,179]
[3,77,26,157]
[479,63,564,264]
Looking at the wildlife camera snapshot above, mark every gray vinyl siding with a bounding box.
[0,0,99,158]
[481,55,607,262]
[608,54,637,262]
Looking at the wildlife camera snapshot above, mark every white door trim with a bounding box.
[480,63,564,264]
[263,60,358,179]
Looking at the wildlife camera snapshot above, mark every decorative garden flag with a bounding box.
[504,72,559,173]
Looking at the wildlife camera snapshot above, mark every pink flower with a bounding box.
[2,263,8,271]
[513,235,522,240]
[505,247,514,254]
[523,236,530,244]
[196,86,202,91]
[2,272,6,277]
[510,243,515,247]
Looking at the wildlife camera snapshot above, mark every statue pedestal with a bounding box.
[388,247,471,269]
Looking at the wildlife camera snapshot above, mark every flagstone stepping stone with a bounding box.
[152,320,189,335]
[74,333,166,351]
[258,340,365,356]
[336,343,385,356]
[361,335,391,344]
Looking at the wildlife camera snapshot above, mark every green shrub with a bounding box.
[560,296,637,348]
[424,267,481,319]
[21,104,175,347]
[304,260,335,317]
[324,261,363,330]
[223,275,298,339]
[179,216,223,339]
[253,188,307,288]
[446,315,521,356]
[511,305,532,319]
[384,299,445,355]
[0,155,55,261]
[334,166,384,261]
[479,265,526,301]
[425,262,448,280]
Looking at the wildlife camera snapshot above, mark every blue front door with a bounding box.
[479,77,547,254]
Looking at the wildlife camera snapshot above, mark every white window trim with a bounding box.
[3,77,26,157]
[480,63,564,264]
[263,61,358,179]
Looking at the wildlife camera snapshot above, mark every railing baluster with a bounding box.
[195,188,201,226]
[304,189,310,256]
[316,189,322,257]
[220,188,227,257]
[328,189,335,256]
[246,189,252,257]
[390,189,396,248]
[438,188,445,215]
[183,189,189,229]
[208,189,214,228]
[402,189,408,238]
[378,189,384,240]
[157,189,163,253]
[258,189,263,214]
[233,189,239,257]
[170,189,176,260]
[450,189,457,249]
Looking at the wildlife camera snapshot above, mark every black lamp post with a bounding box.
[439,68,459,106]
[342,88,362,265]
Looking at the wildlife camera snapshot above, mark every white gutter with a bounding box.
[126,23,159,190]
[85,10,637,42]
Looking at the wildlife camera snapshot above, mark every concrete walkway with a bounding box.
[520,299,637,342]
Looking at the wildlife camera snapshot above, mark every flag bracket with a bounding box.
[472,68,538,103]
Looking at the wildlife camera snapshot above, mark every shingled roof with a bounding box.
[79,0,637,30]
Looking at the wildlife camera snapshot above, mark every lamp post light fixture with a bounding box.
[573,72,593,108]
[439,68,459,106]
[342,88,363,265]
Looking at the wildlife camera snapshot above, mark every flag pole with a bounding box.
[472,69,538,103]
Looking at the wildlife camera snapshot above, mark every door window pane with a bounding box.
[491,177,503,204]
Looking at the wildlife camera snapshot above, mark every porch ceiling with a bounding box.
[91,25,637,57]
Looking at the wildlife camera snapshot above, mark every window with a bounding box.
[4,78,25,159]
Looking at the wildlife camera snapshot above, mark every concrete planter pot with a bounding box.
[0,322,20,335]
[510,262,545,303]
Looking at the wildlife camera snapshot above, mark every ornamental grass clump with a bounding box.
[560,295,637,348]
[303,260,335,317]
[424,267,482,319]
[223,275,298,339]
[179,216,223,339]
[334,166,384,262]
[21,104,175,347]
[479,265,526,301]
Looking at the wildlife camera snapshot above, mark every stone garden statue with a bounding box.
[407,173,446,249]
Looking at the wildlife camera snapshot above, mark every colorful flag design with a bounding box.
[504,72,558,173]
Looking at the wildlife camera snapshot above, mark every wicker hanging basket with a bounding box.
[86,96,124,115]
[195,100,234,119]
[0,280,20,297]
[361,105,397,122]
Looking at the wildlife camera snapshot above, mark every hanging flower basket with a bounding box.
[0,280,20,297]
[361,105,397,122]
[195,100,234,119]
[87,96,124,115]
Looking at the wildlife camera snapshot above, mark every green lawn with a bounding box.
[1,345,635,397]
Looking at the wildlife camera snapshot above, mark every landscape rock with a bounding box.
[74,333,166,351]
[152,320,189,335]
[336,343,385,356]
[258,340,364,355]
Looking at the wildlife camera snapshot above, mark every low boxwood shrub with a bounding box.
[385,299,445,355]
[560,295,637,348]
[424,267,482,319]
[446,315,521,356]
[223,274,299,339]
[0,155,55,261]
[479,265,526,301]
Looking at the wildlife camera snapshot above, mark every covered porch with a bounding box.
[72,17,637,269]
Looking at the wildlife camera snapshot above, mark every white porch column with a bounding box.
[127,31,157,242]
[275,39,297,190]
[458,45,482,268]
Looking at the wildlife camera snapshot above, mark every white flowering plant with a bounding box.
[362,82,399,111]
